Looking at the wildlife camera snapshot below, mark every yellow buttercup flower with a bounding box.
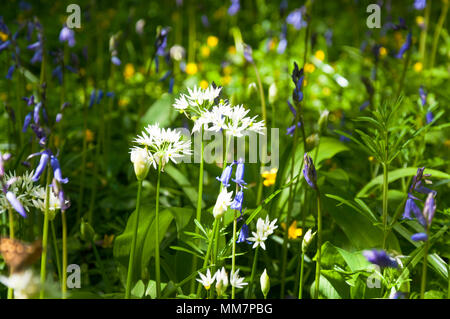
[0,31,8,42]
[119,98,130,107]
[281,220,303,239]
[414,62,423,72]
[314,50,325,61]
[201,46,210,58]
[123,63,135,80]
[207,35,219,48]
[261,168,277,187]
[416,16,424,26]
[368,156,375,162]
[379,46,387,57]
[200,80,209,89]
[304,63,315,73]
[223,65,232,75]
[186,62,198,75]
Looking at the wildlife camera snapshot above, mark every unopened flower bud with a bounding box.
[130,148,151,180]
[302,228,316,252]
[318,109,329,134]
[260,268,270,298]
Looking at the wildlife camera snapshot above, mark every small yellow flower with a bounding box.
[368,156,375,162]
[201,46,210,58]
[261,168,277,187]
[119,98,130,107]
[0,31,8,42]
[228,46,236,55]
[102,234,115,248]
[414,62,423,72]
[314,50,325,61]
[123,63,135,80]
[322,87,331,96]
[416,16,424,26]
[185,62,198,75]
[379,47,387,57]
[304,63,315,73]
[200,80,209,89]
[268,38,276,51]
[85,129,94,142]
[223,65,232,75]
[207,35,219,48]
[221,75,232,85]
[281,220,302,239]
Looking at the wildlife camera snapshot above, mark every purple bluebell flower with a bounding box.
[106,92,115,98]
[50,155,68,184]
[155,27,169,57]
[414,0,426,10]
[232,158,247,187]
[402,194,422,221]
[96,90,104,104]
[228,0,240,16]
[411,232,428,242]
[30,150,51,182]
[390,291,406,299]
[396,32,412,59]
[291,62,304,103]
[111,56,121,66]
[6,65,15,79]
[286,7,307,30]
[19,1,32,11]
[423,192,436,226]
[201,15,210,28]
[88,89,96,108]
[0,40,11,52]
[55,113,63,123]
[230,190,244,211]
[287,122,301,136]
[243,44,254,64]
[6,191,27,218]
[59,25,75,47]
[419,86,426,106]
[22,112,32,132]
[425,111,433,124]
[33,102,42,124]
[52,65,63,84]
[277,24,287,54]
[303,153,317,190]
[363,249,398,268]
[237,223,251,244]
[216,163,234,188]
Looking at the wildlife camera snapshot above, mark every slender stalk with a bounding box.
[298,250,305,299]
[420,227,430,299]
[61,210,68,298]
[246,246,259,298]
[40,168,51,299]
[429,0,448,70]
[190,128,205,293]
[50,221,61,282]
[314,189,322,299]
[419,0,431,67]
[125,180,143,299]
[231,211,237,299]
[187,2,196,63]
[196,219,218,297]
[382,162,389,250]
[7,208,14,299]
[395,49,411,100]
[155,160,162,298]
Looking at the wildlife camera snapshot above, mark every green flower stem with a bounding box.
[419,0,431,67]
[61,210,68,299]
[298,250,305,299]
[125,180,143,299]
[253,63,266,206]
[190,129,205,294]
[77,82,89,222]
[7,207,14,299]
[395,48,411,100]
[382,162,389,250]
[231,211,237,299]
[246,246,259,299]
[40,168,51,299]
[50,221,61,283]
[429,0,448,70]
[420,227,430,299]
[196,219,218,297]
[187,2,196,63]
[314,189,322,299]
[155,160,162,299]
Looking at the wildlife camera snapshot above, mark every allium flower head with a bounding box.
[133,123,192,171]
[32,186,68,220]
[247,216,278,250]
[213,188,233,219]
[214,267,229,296]
[173,85,222,120]
[196,269,215,290]
[1,171,39,218]
[230,269,247,289]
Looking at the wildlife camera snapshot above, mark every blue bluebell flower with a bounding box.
[390,291,406,299]
[423,192,436,226]
[59,25,75,47]
[50,154,68,184]
[111,56,121,66]
[168,77,174,94]
[243,44,254,64]
[287,122,301,136]
[230,190,244,211]
[286,7,307,30]
[325,29,333,47]
[232,159,247,187]
[0,40,10,52]
[22,112,32,132]
[277,24,287,54]
[6,64,15,79]
[96,90,104,104]
[216,163,234,188]
[55,113,63,123]
[228,0,240,16]
[359,101,370,111]
[201,15,210,28]
[33,102,42,124]
[402,194,422,221]
[426,111,433,124]
[411,232,428,242]
[363,249,398,268]
[6,191,27,218]
[414,0,426,10]
[89,89,96,108]
[30,150,51,182]
[52,65,63,84]
[155,27,169,56]
[291,62,304,103]
[237,223,251,244]
[419,86,426,106]
[396,32,412,59]
[303,153,317,190]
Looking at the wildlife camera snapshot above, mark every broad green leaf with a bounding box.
[140,93,177,128]
[165,165,204,208]
[131,280,146,298]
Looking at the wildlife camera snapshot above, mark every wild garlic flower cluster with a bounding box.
[31,186,69,220]
[197,267,247,296]
[131,123,192,179]
[247,216,278,250]
[0,171,41,216]
[173,85,265,137]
